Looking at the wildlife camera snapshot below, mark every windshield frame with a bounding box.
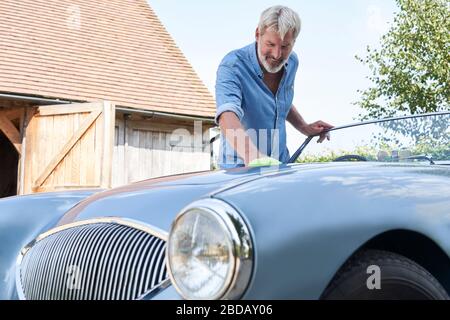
[288,111,450,163]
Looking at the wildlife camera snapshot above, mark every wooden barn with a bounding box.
[0,0,216,198]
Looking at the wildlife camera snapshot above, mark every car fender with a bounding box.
[214,163,450,299]
[0,190,101,299]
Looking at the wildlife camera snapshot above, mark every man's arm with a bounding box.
[218,111,263,165]
[287,105,333,143]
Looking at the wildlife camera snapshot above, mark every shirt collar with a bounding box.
[249,42,289,79]
[249,42,264,78]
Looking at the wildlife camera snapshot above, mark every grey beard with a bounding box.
[257,50,287,73]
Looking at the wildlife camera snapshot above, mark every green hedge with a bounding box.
[296,142,449,163]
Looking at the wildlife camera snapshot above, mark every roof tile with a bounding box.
[0,0,215,118]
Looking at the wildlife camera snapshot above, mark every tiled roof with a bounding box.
[0,0,215,118]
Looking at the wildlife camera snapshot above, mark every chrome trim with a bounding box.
[16,217,169,300]
[327,111,449,132]
[35,217,168,242]
[137,278,172,300]
[15,248,26,300]
[97,225,130,300]
[140,237,163,295]
[167,198,253,300]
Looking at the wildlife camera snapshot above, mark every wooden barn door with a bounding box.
[21,101,115,194]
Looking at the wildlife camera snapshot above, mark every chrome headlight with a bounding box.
[167,199,253,300]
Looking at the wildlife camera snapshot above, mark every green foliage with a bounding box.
[355,0,450,119]
[375,114,449,144]
[296,142,449,163]
[413,138,450,160]
[296,146,378,163]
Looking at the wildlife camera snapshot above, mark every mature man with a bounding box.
[215,5,333,169]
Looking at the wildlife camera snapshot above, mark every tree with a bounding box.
[355,0,450,120]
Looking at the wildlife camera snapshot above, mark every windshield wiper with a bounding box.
[288,136,313,163]
[405,155,435,165]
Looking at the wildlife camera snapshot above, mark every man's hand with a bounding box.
[286,107,333,143]
[300,121,333,143]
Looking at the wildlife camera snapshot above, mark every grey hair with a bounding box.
[258,5,301,40]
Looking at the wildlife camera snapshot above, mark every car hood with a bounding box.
[57,162,444,232]
[56,165,298,230]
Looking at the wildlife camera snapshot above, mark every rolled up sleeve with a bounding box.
[215,64,244,125]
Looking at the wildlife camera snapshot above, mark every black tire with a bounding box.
[321,249,449,300]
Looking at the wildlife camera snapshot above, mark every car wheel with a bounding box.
[321,249,449,300]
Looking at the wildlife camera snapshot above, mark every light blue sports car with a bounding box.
[0,111,449,300]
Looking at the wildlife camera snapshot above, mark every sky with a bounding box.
[149,0,398,153]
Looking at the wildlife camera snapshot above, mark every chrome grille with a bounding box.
[17,220,168,300]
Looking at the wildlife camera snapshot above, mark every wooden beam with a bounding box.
[21,108,37,194]
[18,107,27,195]
[100,101,115,188]
[0,108,22,120]
[38,102,104,116]
[128,120,195,133]
[0,115,22,154]
[0,100,13,108]
[33,109,102,189]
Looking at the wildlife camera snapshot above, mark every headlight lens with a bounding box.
[167,199,253,300]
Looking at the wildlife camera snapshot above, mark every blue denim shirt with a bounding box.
[215,42,299,169]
